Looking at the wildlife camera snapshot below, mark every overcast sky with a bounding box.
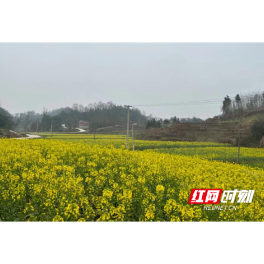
[1,43,264,119]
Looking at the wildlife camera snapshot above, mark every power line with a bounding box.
[134,100,222,107]
[133,94,264,107]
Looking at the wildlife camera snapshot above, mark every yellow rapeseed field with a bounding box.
[146,146,264,168]
[1,137,264,221]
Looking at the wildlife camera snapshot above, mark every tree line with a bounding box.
[1,100,204,132]
[146,116,204,129]
[11,102,148,133]
[221,91,264,117]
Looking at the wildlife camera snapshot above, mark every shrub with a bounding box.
[251,118,264,141]
[259,136,264,148]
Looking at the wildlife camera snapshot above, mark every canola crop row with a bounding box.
[46,134,229,148]
[147,147,264,169]
[1,138,264,221]
[45,134,264,169]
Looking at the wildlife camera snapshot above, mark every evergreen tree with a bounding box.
[222,95,232,115]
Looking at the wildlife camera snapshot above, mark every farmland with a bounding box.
[36,133,264,169]
[1,134,264,221]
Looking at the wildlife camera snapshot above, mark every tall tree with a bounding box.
[234,94,242,113]
[163,119,170,127]
[22,111,33,134]
[222,95,232,115]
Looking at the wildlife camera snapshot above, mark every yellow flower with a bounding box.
[156,185,165,194]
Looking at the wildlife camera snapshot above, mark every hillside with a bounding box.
[13,102,148,133]
[138,122,251,144]
[220,106,264,122]
[137,109,264,146]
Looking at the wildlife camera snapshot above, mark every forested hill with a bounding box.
[13,102,148,132]
[221,91,264,120]
[0,107,13,129]
[44,102,147,131]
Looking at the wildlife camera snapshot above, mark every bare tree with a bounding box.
[13,113,21,131]
[78,104,84,112]
[72,103,79,111]
[21,111,33,134]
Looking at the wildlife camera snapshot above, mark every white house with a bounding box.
[79,120,89,129]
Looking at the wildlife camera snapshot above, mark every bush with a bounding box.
[238,136,259,147]
[251,119,264,141]
[259,136,264,148]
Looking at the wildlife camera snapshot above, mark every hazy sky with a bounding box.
[1,43,264,119]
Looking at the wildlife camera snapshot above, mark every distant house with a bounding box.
[61,124,67,129]
[79,120,89,129]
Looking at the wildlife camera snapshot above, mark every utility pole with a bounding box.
[50,120,53,137]
[94,126,97,141]
[124,105,132,149]
[36,121,39,134]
